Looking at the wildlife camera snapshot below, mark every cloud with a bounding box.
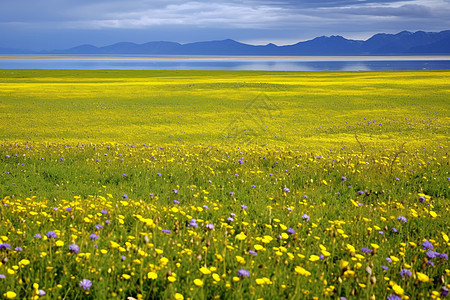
[0,0,449,49]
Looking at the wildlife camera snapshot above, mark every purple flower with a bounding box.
[227,217,234,222]
[69,244,80,254]
[240,205,248,210]
[79,279,92,290]
[439,253,448,261]
[248,250,257,256]
[392,227,398,233]
[427,261,435,267]
[251,185,256,188]
[426,250,441,259]
[357,190,364,195]
[38,290,46,296]
[302,214,310,222]
[162,229,172,234]
[0,274,5,279]
[397,216,407,223]
[65,207,72,212]
[230,213,236,218]
[287,207,293,212]
[121,255,126,261]
[441,286,449,297]
[287,228,295,235]
[400,269,412,277]
[229,192,235,196]
[283,187,290,193]
[172,189,178,194]
[189,219,198,228]
[422,240,433,250]
[122,173,127,177]
[238,159,244,164]
[320,254,325,260]
[237,269,250,277]
[90,234,99,240]
[95,224,103,230]
[386,257,393,263]
[419,196,426,203]
[34,234,42,239]
[361,248,373,254]
[46,231,57,238]
[0,243,11,250]
[206,224,215,230]
[105,220,110,224]
[341,176,347,181]
[203,205,209,210]
[387,295,402,300]
[379,231,384,235]
[172,200,180,204]
[381,266,389,271]
[15,247,23,251]
[101,210,107,214]
[121,194,128,199]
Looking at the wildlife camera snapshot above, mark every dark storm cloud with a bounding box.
[0,0,449,49]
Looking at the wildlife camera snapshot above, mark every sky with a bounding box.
[1,0,450,50]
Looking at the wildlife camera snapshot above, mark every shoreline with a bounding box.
[1,55,450,61]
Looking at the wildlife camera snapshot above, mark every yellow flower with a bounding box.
[122,274,131,280]
[343,270,355,277]
[212,273,221,282]
[5,292,16,299]
[340,260,349,269]
[147,272,157,280]
[254,244,264,251]
[168,276,176,282]
[295,266,311,276]
[110,241,120,248]
[236,256,246,264]
[194,279,204,287]
[443,232,449,243]
[392,284,404,295]
[199,267,211,275]
[255,278,265,285]
[55,240,64,247]
[174,293,184,300]
[416,272,430,282]
[309,255,320,262]
[235,232,247,241]
[19,259,30,266]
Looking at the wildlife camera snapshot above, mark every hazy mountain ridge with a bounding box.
[2,30,450,55]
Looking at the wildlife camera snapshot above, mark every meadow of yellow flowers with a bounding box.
[0,69,448,299]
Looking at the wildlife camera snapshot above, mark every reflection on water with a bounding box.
[0,59,449,71]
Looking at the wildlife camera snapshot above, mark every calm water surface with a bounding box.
[0,56,449,71]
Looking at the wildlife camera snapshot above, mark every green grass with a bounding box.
[0,69,449,300]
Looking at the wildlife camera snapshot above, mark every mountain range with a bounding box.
[1,30,450,55]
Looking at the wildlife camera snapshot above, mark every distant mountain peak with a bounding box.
[1,30,449,55]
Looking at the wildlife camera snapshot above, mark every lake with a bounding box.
[0,55,449,71]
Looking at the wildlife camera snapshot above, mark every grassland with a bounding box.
[0,69,449,299]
